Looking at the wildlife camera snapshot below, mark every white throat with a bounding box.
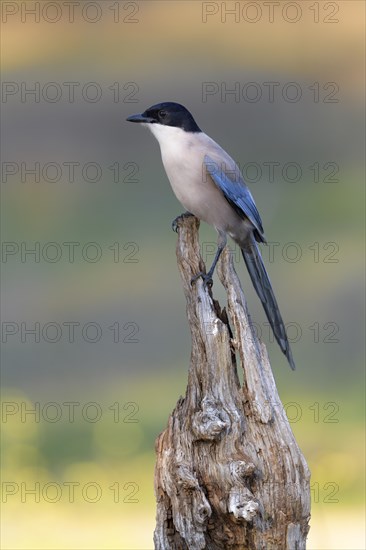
[144,123,192,148]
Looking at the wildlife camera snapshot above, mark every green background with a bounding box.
[1,1,365,548]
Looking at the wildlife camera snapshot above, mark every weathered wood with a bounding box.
[154,215,311,550]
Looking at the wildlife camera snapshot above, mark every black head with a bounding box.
[126,102,201,133]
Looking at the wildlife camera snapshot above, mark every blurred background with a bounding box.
[1,1,365,548]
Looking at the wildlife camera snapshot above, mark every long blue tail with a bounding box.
[241,240,295,370]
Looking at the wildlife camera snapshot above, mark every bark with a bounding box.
[154,215,311,550]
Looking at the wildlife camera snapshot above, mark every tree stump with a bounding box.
[154,216,311,550]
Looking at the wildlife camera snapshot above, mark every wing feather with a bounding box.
[204,155,265,241]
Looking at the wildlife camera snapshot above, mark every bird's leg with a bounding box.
[191,231,227,288]
[172,211,195,232]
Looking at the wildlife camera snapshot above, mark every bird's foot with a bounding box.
[191,271,213,288]
[172,211,195,232]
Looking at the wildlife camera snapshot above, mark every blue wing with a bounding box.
[204,155,265,242]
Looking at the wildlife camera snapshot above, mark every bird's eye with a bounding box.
[159,110,167,119]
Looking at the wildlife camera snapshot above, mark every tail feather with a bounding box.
[241,241,295,370]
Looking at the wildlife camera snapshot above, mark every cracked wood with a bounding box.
[154,215,310,550]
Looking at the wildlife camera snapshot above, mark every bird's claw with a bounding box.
[191,272,213,288]
[172,211,194,232]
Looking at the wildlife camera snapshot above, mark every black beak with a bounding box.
[126,113,154,123]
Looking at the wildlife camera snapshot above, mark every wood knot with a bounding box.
[229,460,256,481]
[194,497,212,526]
[192,397,230,441]
[228,486,259,522]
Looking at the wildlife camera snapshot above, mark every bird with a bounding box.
[126,102,295,370]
